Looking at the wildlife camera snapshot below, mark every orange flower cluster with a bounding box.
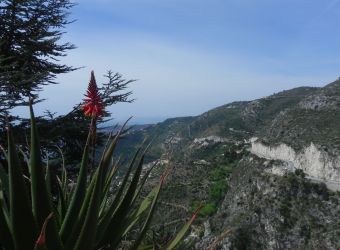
[83,71,104,118]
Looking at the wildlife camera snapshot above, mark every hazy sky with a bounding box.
[31,0,340,123]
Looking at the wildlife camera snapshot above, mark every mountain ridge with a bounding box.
[115,79,340,249]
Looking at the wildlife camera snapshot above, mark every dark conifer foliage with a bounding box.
[0,0,76,113]
[0,1,136,164]
[3,71,135,163]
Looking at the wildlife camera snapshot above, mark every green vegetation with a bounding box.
[0,0,76,112]
[210,162,237,181]
[0,104,196,250]
[200,203,217,217]
[209,180,227,202]
[190,161,238,217]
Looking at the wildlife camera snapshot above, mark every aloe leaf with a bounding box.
[7,125,37,250]
[65,122,126,250]
[99,160,120,216]
[62,169,68,199]
[131,161,157,206]
[0,182,9,225]
[54,147,69,211]
[99,118,131,179]
[59,142,89,243]
[64,171,96,250]
[0,163,9,200]
[123,164,161,237]
[73,159,105,250]
[130,178,163,250]
[56,176,67,222]
[96,148,141,241]
[0,181,14,250]
[18,147,29,170]
[0,144,8,159]
[101,158,120,202]
[34,213,54,250]
[29,103,63,250]
[165,207,200,250]
[137,245,155,250]
[122,182,159,236]
[75,121,128,250]
[0,207,13,250]
[96,119,131,212]
[56,146,68,196]
[98,154,145,249]
[45,162,52,200]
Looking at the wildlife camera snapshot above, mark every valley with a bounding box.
[114,79,340,249]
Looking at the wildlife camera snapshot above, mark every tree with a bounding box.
[0,1,136,163]
[41,70,135,161]
[0,0,76,115]
[2,70,136,163]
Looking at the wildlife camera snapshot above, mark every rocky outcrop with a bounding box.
[298,93,340,111]
[250,138,340,183]
[196,157,340,250]
[190,136,229,148]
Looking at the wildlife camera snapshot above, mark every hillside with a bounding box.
[114,81,340,249]
[259,80,340,150]
[116,86,318,163]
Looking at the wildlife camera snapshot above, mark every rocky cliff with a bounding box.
[250,139,340,189]
[115,79,340,249]
[197,156,340,249]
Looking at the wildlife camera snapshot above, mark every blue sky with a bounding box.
[32,0,340,123]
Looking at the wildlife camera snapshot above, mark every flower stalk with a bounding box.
[0,72,198,250]
[83,71,103,169]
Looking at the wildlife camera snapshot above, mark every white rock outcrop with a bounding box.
[191,136,229,148]
[250,138,340,183]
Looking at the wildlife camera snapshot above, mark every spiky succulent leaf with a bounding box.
[130,178,163,250]
[0,164,9,200]
[101,159,119,204]
[131,161,157,206]
[137,245,155,250]
[29,103,63,250]
[0,181,14,250]
[123,180,160,236]
[7,126,37,250]
[73,157,105,250]
[98,155,145,249]
[64,169,97,250]
[56,176,67,222]
[165,207,200,250]
[60,142,89,242]
[0,104,194,250]
[97,147,140,234]
[34,213,54,250]
[72,129,126,250]
[45,163,52,200]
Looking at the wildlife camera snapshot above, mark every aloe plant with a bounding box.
[0,102,198,250]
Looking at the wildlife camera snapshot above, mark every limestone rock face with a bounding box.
[196,81,340,249]
[250,139,340,183]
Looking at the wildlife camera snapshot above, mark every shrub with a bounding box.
[209,180,227,201]
[200,203,217,217]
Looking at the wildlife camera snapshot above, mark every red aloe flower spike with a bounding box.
[82,71,104,118]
